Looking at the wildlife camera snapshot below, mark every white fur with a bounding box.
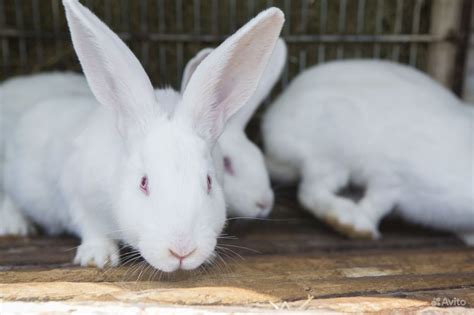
[1,0,284,272]
[0,72,90,235]
[181,39,287,218]
[262,60,474,242]
[1,39,287,220]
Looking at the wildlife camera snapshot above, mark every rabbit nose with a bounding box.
[168,248,196,262]
[256,194,274,210]
[256,194,274,217]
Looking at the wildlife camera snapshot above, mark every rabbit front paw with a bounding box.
[0,215,36,237]
[457,233,474,246]
[320,203,380,240]
[0,198,36,237]
[74,239,120,268]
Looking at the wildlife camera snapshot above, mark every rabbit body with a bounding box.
[1,37,287,222]
[180,39,287,218]
[263,60,474,242]
[0,72,91,236]
[4,96,117,235]
[1,0,284,271]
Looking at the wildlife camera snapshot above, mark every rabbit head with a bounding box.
[63,0,284,271]
[181,39,287,218]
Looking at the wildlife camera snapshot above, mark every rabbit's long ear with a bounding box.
[178,8,284,145]
[181,48,213,93]
[63,0,160,135]
[229,38,287,129]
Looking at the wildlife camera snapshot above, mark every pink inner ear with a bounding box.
[140,175,149,195]
[223,156,235,175]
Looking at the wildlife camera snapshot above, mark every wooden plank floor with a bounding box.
[1,188,473,313]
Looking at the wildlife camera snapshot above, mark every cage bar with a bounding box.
[373,0,384,58]
[157,0,167,83]
[51,0,61,54]
[211,0,218,35]
[427,0,464,88]
[409,0,424,66]
[14,0,27,70]
[194,0,201,35]
[0,0,8,69]
[175,0,184,85]
[355,0,366,58]
[318,0,328,64]
[0,0,468,93]
[140,0,150,66]
[337,0,348,59]
[391,0,404,61]
[229,0,236,32]
[31,0,44,66]
[299,0,309,72]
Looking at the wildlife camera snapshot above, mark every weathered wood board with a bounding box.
[1,190,473,313]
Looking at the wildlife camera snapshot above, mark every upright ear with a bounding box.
[229,38,287,129]
[178,8,285,145]
[181,48,213,93]
[63,0,160,137]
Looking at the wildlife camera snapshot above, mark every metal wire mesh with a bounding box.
[0,0,442,89]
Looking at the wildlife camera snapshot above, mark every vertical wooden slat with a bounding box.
[32,0,44,66]
[283,0,291,37]
[14,0,27,71]
[51,0,62,55]
[194,0,201,35]
[121,0,130,30]
[299,0,308,72]
[300,0,308,33]
[391,0,404,61]
[175,0,183,85]
[0,0,10,69]
[355,0,366,58]
[318,0,328,64]
[455,0,473,97]
[409,0,424,66]
[427,0,463,87]
[247,0,255,20]
[104,0,112,25]
[140,0,149,67]
[229,0,236,32]
[211,0,218,35]
[373,0,384,58]
[157,0,167,83]
[337,0,347,59]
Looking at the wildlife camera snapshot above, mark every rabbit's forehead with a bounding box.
[142,122,210,169]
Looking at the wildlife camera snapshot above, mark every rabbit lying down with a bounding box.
[0,0,284,271]
[0,38,287,221]
[263,60,474,245]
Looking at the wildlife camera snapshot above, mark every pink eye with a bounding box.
[207,175,212,194]
[140,175,149,195]
[223,156,234,175]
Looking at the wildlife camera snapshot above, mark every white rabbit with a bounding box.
[1,39,287,220]
[262,60,474,244]
[180,39,288,218]
[0,0,284,272]
[0,72,90,235]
